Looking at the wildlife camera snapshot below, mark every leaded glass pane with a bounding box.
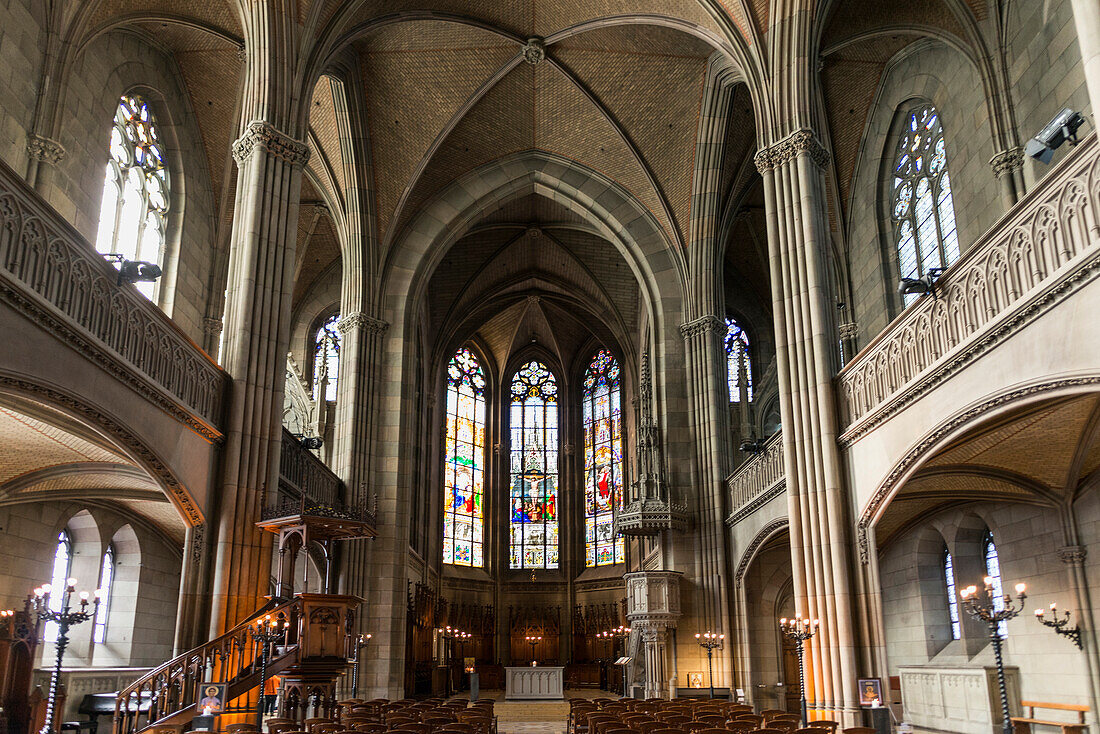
[725,318,752,403]
[944,548,961,641]
[444,347,486,567]
[583,349,624,566]
[509,360,559,569]
[984,531,1008,637]
[313,315,340,401]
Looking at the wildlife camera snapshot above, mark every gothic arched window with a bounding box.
[891,103,960,305]
[509,360,559,569]
[583,349,624,567]
[725,318,752,402]
[313,314,340,401]
[95,94,170,300]
[44,530,73,643]
[984,530,1007,637]
[943,547,961,640]
[93,544,114,643]
[443,348,486,567]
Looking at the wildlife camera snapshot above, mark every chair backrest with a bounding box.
[403,724,432,734]
[305,720,334,733]
[760,711,787,719]
[635,722,665,734]
[695,729,730,734]
[810,722,838,733]
[769,721,797,732]
[683,722,708,732]
[437,725,474,733]
[724,723,755,732]
[756,728,788,734]
[794,727,831,734]
[316,724,344,734]
[841,728,877,734]
[352,725,387,734]
[269,723,299,734]
[734,715,763,727]
[650,728,685,734]
[696,717,725,726]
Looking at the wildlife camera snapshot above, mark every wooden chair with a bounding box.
[809,721,838,734]
[769,721,797,732]
[316,724,345,734]
[756,728,789,734]
[401,724,432,734]
[225,725,258,734]
[650,728,685,734]
[695,717,725,727]
[635,722,665,734]
[269,723,299,734]
[723,723,755,733]
[353,725,387,734]
[760,712,787,720]
[733,716,763,728]
[793,727,831,734]
[695,729,730,734]
[437,725,473,734]
[305,720,335,733]
[682,723,709,733]
[841,728,877,734]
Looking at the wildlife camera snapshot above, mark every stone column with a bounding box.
[626,571,682,698]
[756,130,859,721]
[1071,0,1100,118]
[24,134,66,193]
[1059,545,1100,728]
[208,120,308,635]
[679,316,733,691]
[990,148,1025,210]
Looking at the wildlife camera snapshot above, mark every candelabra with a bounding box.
[960,578,1027,734]
[32,580,101,734]
[694,631,724,700]
[350,632,372,698]
[1035,602,1082,649]
[525,635,542,666]
[251,613,288,730]
[778,616,819,725]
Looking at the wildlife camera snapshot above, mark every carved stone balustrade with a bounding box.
[838,133,1100,441]
[0,159,225,436]
[725,431,784,526]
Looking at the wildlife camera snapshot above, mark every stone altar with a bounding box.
[505,666,565,700]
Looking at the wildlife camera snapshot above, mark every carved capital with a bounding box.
[1058,545,1087,565]
[989,147,1024,178]
[336,311,389,336]
[523,37,546,65]
[838,321,858,339]
[679,314,724,340]
[202,317,223,337]
[756,130,830,172]
[26,134,66,164]
[564,442,575,456]
[232,120,310,166]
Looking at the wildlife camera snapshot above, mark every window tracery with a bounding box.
[509,360,559,569]
[313,314,340,402]
[443,347,486,567]
[582,349,624,567]
[95,94,169,300]
[891,103,959,305]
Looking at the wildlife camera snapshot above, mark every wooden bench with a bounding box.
[1011,701,1089,734]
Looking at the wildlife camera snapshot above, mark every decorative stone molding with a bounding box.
[735,517,788,585]
[190,523,205,562]
[678,314,724,340]
[336,311,388,336]
[856,375,1100,563]
[616,498,689,535]
[526,225,542,238]
[203,317,223,337]
[26,134,66,164]
[0,165,226,436]
[837,321,858,340]
[990,147,1024,178]
[522,37,546,65]
[725,430,784,525]
[0,372,203,525]
[625,571,682,626]
[236,45,247,62]
[839,135,1100,439]
[754,129,830,173]
[232,120,310,166]
[1058,545,1087,565]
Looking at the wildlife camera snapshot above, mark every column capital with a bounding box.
[203,317,223,337]
[1058,545,1087,565]
[989,147,1024,178]
[232,120,310,166]
[754,129,830,173]
[679,314,724,340]
[336,311,389,336]
[26,133,66,164]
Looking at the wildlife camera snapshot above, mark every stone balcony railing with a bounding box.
[725,430,785,525]
[0,160,225,437]
[838,133,1100,441]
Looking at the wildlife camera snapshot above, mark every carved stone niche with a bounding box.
[625,571,682,623]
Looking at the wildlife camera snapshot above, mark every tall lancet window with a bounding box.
[44,530,72,643]
[95,94,169,299]
[891,103,960,304]
[443,347,486,567]
[509,360,559,569]
[725,318,752,402]
[984,530,1007,637]
[583,349,624,567]
[93,545,114,643]
[943,547,961,640]
[313,314,340,401]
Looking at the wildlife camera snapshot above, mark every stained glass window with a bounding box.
[892,103,959,305]
[95,94,169,300]
[725,318,752,402]
[93,545,114,643]
[984,531,1007,637]
[509,360,559,569]
[443,347,486,567]
[313,314,340,401]
[944,547,961,641]
[583,350,624,567]
[44,530,72,644]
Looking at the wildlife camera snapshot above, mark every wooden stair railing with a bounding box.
[114,597,303,734]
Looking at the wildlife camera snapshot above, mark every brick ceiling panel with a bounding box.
[476,302,527,368]
[357,22,516,240]
[85,0,242,38]
[718,85,756,206]
[549,228,639,331]
[534,0,731,42]
[428,230,521,326]
[0,405,131,487]
[533,63,673,242]
[16,470,161,496]
[476,193,589,228]
[393,64,537,239]
[552,27,710,245]
[308,77,346,198]
[293,211,342,308]
[341,0,532,39]
[821,0,966,52]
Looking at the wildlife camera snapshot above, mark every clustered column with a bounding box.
[755,131,859,720]
[209,120,309,634]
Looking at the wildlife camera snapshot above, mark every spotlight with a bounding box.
[898,267,943,300]
[102,254,162,287]
[1025,108,1086,164]
[740,438,765,454]
[299,435,323,450]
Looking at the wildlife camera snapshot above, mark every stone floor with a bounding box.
[450,689,609,734]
